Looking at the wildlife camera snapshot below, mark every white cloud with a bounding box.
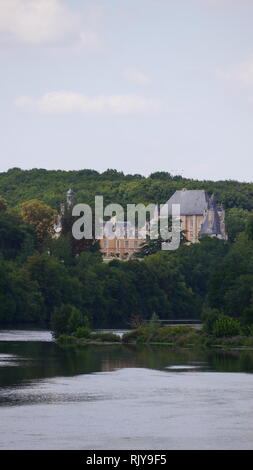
[124,68,151,86]
[77,31,102,53]
[15,91,161,115]
[0,0,102,50]
[0,0,76,44]
[217,56,253,87]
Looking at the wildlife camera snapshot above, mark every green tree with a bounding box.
[0,256,43,324]
[26,254,82,320]
[202,307,222,334]
[246,214,253,241]
[51,304,88,336]
[0,197,7,213]
[226,208,250,242]
[148,312,161,337]
[212,315,241,337]
[0,212,35,260]
[61,205,99,256]
[20,199,56,242]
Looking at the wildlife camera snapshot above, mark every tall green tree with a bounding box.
[20,199,56,242]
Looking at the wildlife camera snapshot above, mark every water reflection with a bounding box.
[1,331,253,449]
[1,338,253,394]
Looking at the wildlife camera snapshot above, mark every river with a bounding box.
[1,328,253,449]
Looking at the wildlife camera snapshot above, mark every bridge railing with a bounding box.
[145,319,201,323]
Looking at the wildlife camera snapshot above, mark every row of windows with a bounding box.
[188,217,202,228]
[102,239,141,249]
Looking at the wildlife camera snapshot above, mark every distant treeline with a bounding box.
[1,167,253,210]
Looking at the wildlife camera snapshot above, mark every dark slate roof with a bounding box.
[200,210,221,236]
[209,194,217,207]
[162,190,209,216]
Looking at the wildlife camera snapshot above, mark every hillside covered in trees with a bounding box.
[0,167,253,334]
[1,167,253,211]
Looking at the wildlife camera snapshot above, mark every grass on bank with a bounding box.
[57,330,121,345]
[57,325,253,349]
[121,325,253,349]
[55,312,253,349]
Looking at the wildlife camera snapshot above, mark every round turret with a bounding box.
[66,188,74,206]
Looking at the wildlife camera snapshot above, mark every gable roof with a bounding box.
[162,189,209,216]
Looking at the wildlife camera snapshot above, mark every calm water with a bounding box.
[1,329,253,449]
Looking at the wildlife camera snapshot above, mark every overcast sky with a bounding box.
[1,0,253,181]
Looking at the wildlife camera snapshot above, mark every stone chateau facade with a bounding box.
[55,188,227,259]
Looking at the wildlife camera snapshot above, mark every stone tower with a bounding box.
[66,188,74,207]
[200,194,225,238]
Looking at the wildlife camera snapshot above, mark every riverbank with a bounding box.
[124,325,253,349]
[56,325,253,350]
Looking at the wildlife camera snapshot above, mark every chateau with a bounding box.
[101,189,227,258]
[55,188,227,259]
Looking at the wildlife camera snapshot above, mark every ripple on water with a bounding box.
[165,365,205,370]
[0,354,19,367]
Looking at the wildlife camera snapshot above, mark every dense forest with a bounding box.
[1,167,253,211]
[0,167,253,334]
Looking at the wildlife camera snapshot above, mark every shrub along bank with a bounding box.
[57,314,253,349]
